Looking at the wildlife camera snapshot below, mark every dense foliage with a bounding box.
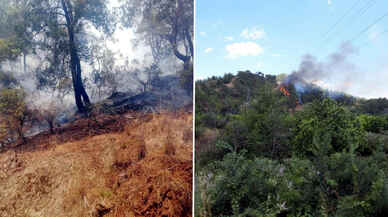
[196,71,388,217]
[0,0,115,112]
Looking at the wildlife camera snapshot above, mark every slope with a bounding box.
[0,111,193,217]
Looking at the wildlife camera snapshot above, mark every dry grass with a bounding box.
[164,130,176,156]
[0,111,192,217]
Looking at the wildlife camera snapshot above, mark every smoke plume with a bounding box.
[285,42,357,86]
[283,42,361,97]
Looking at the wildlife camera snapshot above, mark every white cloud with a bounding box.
[224,36,234,41]
[225,42,264,59]
[200,31,207,37]
[257,62,263,68]
[195,75,206,81]
[240,27,266,40]
[204,48,214,53]
[328,0,332,5]
[368,25,382,42]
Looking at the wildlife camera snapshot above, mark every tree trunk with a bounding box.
[23,53,27,74]
[184,28,193,60]
[61,0,91,113]
[48,121,55,134]
[16,119,25,145]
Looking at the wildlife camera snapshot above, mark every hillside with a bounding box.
[0,110,193,217]
[195,71,388,217]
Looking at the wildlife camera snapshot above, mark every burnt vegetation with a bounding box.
[0,0,193,217]
[196,70,388,217]
[0,0,193,148]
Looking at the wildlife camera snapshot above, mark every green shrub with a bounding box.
[291,99,366,157]
[196,71,388,217]
[358,114,386,133]
[205,151,388,217]
[0,88,30,144]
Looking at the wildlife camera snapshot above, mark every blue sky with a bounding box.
[195,0,388,98]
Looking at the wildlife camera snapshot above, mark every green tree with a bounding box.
[245,84,290,158]
[285,84,299,110]
[0,0,30,64]
[358,114,386,134]
[292,99,365,157]
[0,37,23,62]
[1,0,114,113]
[120,0,193,68]
[359,98,388,115]
[90,46,119,99]
[207,150,283,216]
[120,0,193,94]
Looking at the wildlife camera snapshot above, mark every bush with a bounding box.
[205,150,388,217]
[0,71,18,88]
[0,88,31,144]
[206,150,320,217]
[358,114,386,134]
[207,151,280,216]
[223,117,249,152]
[291,99,365,157]
[41,101,61,134]
[358,98,388,115]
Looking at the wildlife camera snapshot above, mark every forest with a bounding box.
[0,1,193,216]
[195,70,388,217]
[0,0,193,146]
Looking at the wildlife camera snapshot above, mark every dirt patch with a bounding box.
[225,77,236,88]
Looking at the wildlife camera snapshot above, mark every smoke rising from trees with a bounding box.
[284,41,388,99]
[0,0,193,145]
[285,42,358,89]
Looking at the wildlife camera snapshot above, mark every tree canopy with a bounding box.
[120,0,193,67]
[0,0,115,112]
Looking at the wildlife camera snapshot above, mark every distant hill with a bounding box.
[195,70,388,165]
[196,71,388,117]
